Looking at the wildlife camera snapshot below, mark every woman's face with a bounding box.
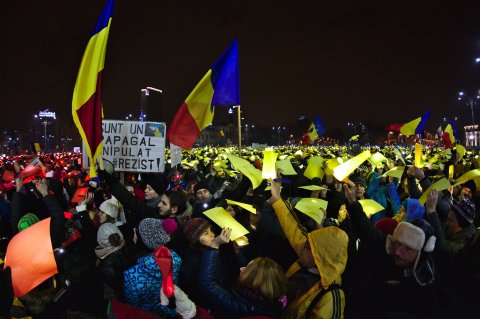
[99,211,107,224]
[226,205,236,217]
[144,184,159,201]
[199,227,215,247]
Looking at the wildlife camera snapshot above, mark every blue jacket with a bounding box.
[123,250,181,317]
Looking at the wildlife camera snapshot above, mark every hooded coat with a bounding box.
[272,199,348,319]
[123,251,181,316]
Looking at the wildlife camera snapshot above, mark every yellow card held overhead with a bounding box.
[226,199,257,214]
[414,143,423,168]
[453,169,480,187]
[298,185,328,191]
[224,153,263,189]
[369,152,388,166]
[276,159,297,175]
[358,199,384,218]
[418,178,451,205]
[393,148,406,165]
[262,149,278,179]
[448,165,454,180]
[294,198,328,225]
[203,207,249,240]
[456,145,466,161]
[382,166,405,179]
[333,150,371,181]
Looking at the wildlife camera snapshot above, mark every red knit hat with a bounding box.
[183,218,211,244]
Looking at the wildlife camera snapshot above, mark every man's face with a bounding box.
[355,184,366,198]
[196,189,211,203]
[158,194,172,216]
[446,211,461,234]
[144,184,159,201]
[460,187,473,200]
[393,241,418,268]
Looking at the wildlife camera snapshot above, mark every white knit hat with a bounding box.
[99,196,122,219]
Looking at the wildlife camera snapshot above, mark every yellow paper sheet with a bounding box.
[453,169,480,187]
[393,148,406,165]
[419,178,451,205]
[415,143,423,168]
[456,145,466,161]
[303,156,326,180]
[275,159,298,175]
[448,165,454,180]
[369,152,388,166]
[298,185,328,191]
[358,199,384,218]
[224,153,263,189]
[333,150,371,181]
[4,218,58,297]
[262,149,278,179]
[203,207,250,240]
[294,198,328,225]
[226,199,257,214]
[382,166,405,179]
[324,158,341,175]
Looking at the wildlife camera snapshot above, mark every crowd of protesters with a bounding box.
[0,143,479,319]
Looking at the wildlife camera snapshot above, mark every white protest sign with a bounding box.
[170,143,182,168]
[83,120,166,173]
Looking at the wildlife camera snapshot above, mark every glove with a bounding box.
[0,266,13,316]
[97,169,119,188]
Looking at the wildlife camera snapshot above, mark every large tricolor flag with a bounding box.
[72,0,114,177]
[167,39,240,150]
[442,123,456,149]
[307,115,326,142]
[387,111,431,136]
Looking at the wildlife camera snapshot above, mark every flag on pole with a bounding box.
[400,111,431,136]
[436,126,443,140]
[167,39,240,150]
[442,124,455,149]
[306,115,326,142]
[72,0,115,177]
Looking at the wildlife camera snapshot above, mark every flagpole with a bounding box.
[237,105,242,150]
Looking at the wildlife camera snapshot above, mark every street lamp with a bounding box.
[458,91,480,126]
[141,87,163,121]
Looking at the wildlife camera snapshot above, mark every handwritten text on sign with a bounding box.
[83,120,166,173]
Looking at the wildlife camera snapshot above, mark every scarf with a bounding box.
[95,238,125,259]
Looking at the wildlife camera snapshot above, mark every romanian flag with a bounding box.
[306,115,326,142]
[442,124,456,149]
[167,39,240,150]
[387,111,431,136]
[72,0,114,177]
[31,143,44,153]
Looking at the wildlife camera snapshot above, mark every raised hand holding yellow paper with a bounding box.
[298,185,328,191]
[456,145,466,161]
[419,178,451,205]
[262,149,278,179]
[224,153,263,189]
[226,199,257,214]
[203,207,249,240]
[333,150,371,181]
[393,148,406,165]
[358,199,384,218]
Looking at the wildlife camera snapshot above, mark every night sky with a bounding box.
[2,0,480,134]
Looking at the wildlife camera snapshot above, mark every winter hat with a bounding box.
[451,198,476,228]
[138,218,170,250]
[183,218,211,244]
[374,218,398,236]
[95,223,125,259]
[97,223,123,248]
[194,181,210,194]
[351,176,367,188]
[144,174,164,195]
[99,196,122,219]
[162,218,178,235]
[404,198,425,222]
[18,213,40,231]
[387,221,427,252]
